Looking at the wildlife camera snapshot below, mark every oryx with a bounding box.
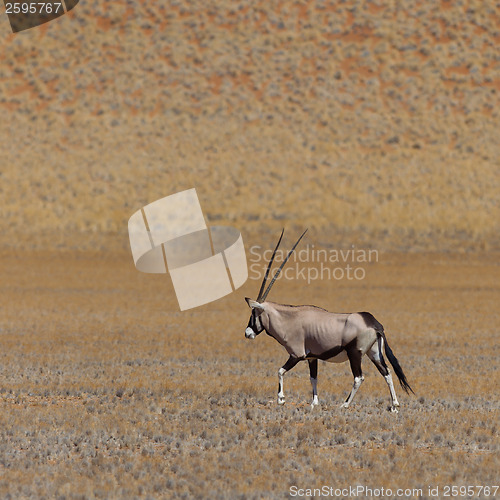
[245,230,413,412]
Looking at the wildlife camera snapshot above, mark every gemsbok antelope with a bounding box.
[244,230,413,412]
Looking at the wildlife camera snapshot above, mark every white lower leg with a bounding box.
[341,376,364,408]
[310,377,319,407]
[385,373,399,411]
[277,367,286,405]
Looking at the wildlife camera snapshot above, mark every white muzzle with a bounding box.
[245,327,256,339]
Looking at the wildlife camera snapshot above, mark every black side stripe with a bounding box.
[307,339,357,361]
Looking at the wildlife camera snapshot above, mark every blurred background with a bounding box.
[1,0,499,252]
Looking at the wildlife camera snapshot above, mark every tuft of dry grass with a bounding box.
[0,250,498,498]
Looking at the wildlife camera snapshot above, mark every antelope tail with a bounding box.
[378,332,414,395]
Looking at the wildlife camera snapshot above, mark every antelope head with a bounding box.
[245,229,307,339]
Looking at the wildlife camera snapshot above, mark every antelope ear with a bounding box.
[245,298,265,310]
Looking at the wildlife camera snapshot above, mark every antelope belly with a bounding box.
[324,351,349,363]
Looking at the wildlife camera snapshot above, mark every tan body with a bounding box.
[262,302,377,361]
[244,230,413,411]
[246,298,413,411]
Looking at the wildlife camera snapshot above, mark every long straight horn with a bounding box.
[260,229,308,302]
[256,229,284,302]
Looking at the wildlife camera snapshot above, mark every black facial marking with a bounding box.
[247,309,264,335]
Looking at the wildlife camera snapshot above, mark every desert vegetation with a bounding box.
[0,251,498,498]
[0,0,499,252]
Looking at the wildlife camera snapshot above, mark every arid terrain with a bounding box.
[0,0,499,498]
[0,251,498,498]
[0,0,499,251]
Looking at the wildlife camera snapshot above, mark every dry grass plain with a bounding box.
[0,250,498,498]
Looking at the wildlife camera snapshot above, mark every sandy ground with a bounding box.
[0,250,498,498]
